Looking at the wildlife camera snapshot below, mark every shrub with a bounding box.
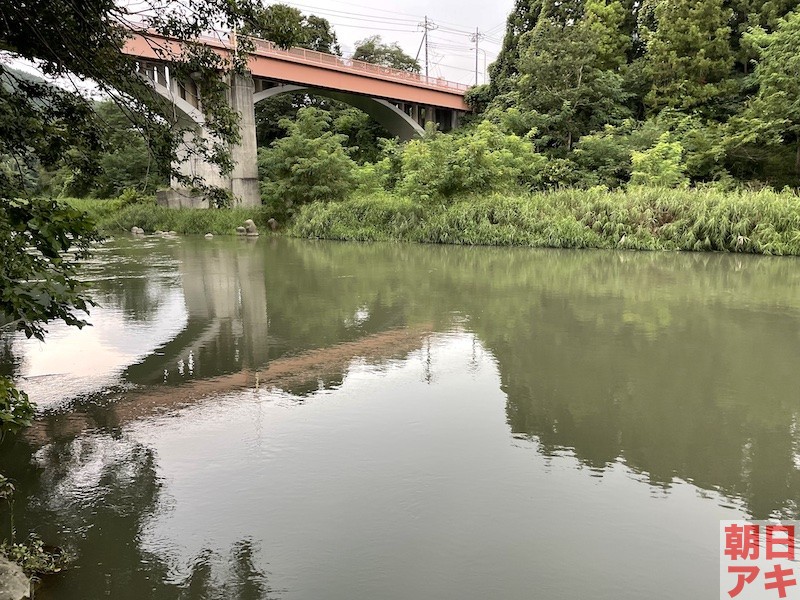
[395,121,547,201]
[258,107,357,218]
[630,134,690,188]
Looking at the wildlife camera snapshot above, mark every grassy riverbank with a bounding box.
[66,197,272,235]
[290,187,800,255]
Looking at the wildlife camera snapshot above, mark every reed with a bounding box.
[64,197,272,235]
[290,187,800,255]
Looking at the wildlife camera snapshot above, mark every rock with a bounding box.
[131,226,144,235]
[168,231,177,236]
[236,226,246,236]
[267,218,278,231]
[0,556,30,600]
[155,230,164,235]
[204,233,213,239]
[244,219,259,237]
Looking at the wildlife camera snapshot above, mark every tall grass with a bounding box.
[291,187,800,255]
[65,197,272,235]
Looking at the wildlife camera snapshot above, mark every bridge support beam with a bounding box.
[166,72,260,208]
[228,73,260,206]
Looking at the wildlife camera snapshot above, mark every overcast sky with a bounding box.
[281,0,513,85]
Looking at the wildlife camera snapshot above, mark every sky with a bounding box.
[275,0,513,85]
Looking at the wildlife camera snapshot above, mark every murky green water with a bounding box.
[3,235,800,599]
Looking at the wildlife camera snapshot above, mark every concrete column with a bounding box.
[425,106,435,128]
[228,72,260,207]
[450,110,459,132]
[162,72,260,208]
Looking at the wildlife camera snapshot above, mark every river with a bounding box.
[3,235,800,599]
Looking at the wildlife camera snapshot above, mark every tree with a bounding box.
[244,3,305,49]
[302,15,341,54]
[244,5,341,54]
[0,198,102,439]
[488,0,545,96]
[352,36,420,73]
[90,101,168,197]
[738,11,800,177]
[0,0,259,438]
[513,2,632,150]
[643,0,735,114]
[258,107,357,213]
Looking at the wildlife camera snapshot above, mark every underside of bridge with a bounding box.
[253,83,425,141]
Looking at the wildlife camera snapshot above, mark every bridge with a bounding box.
[123,30,470,207]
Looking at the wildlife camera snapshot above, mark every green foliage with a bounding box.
[738,11,800,178]
[572,120,664,187]
[258,107,357,215]
[64,196,273,235]
[0,198,101,341]
[513,3,631,150]
[1,535,71,577]
[331,108,389,164]
[481,0,800,187]
[642,0,735,112]
[243,5,340,54]
[243,4,305,49]
[0,377,34,442]
[301,15,341,54]
[0,475,13,501]
[86,101,167,198]
[292,187,800,255]
[630,134,689,188]
[394,122,547,201]
[464,84,493,115]
[352,36,420,72]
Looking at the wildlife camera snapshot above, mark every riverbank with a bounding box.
[66,187,800,256]
[65,197,272,235]
[290,187,800,255]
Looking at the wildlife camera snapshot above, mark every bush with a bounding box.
[395,121,547,201]
[630,134,689,188]
[258,107,357,218]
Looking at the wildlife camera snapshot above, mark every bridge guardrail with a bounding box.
[247,39,469,94]
[126,23,469,95]
[183,31,469,94]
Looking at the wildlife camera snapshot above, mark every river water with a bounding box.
[2,235,800,599]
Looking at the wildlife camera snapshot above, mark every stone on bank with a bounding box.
[0,557,30,600]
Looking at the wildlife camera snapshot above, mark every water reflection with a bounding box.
[2,236,800,598]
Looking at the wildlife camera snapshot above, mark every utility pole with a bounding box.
[418,16,437,79]
[470,27,484,86]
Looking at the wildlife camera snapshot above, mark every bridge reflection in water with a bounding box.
[4,236,800,599]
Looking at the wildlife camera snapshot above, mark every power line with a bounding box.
[283,2,420,25]
[326,22,419,33]
[281,0,477,36]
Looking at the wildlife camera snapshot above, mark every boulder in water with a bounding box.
[0,557,30,600]
[244,219,259,237]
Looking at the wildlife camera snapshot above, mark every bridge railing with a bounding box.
[128,24,470,94]
[247,38,469,93]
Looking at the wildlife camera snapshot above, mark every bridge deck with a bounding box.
[124,30,469,111]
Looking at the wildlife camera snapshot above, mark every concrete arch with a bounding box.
[148,77,206,128]
[253,84,424,141]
